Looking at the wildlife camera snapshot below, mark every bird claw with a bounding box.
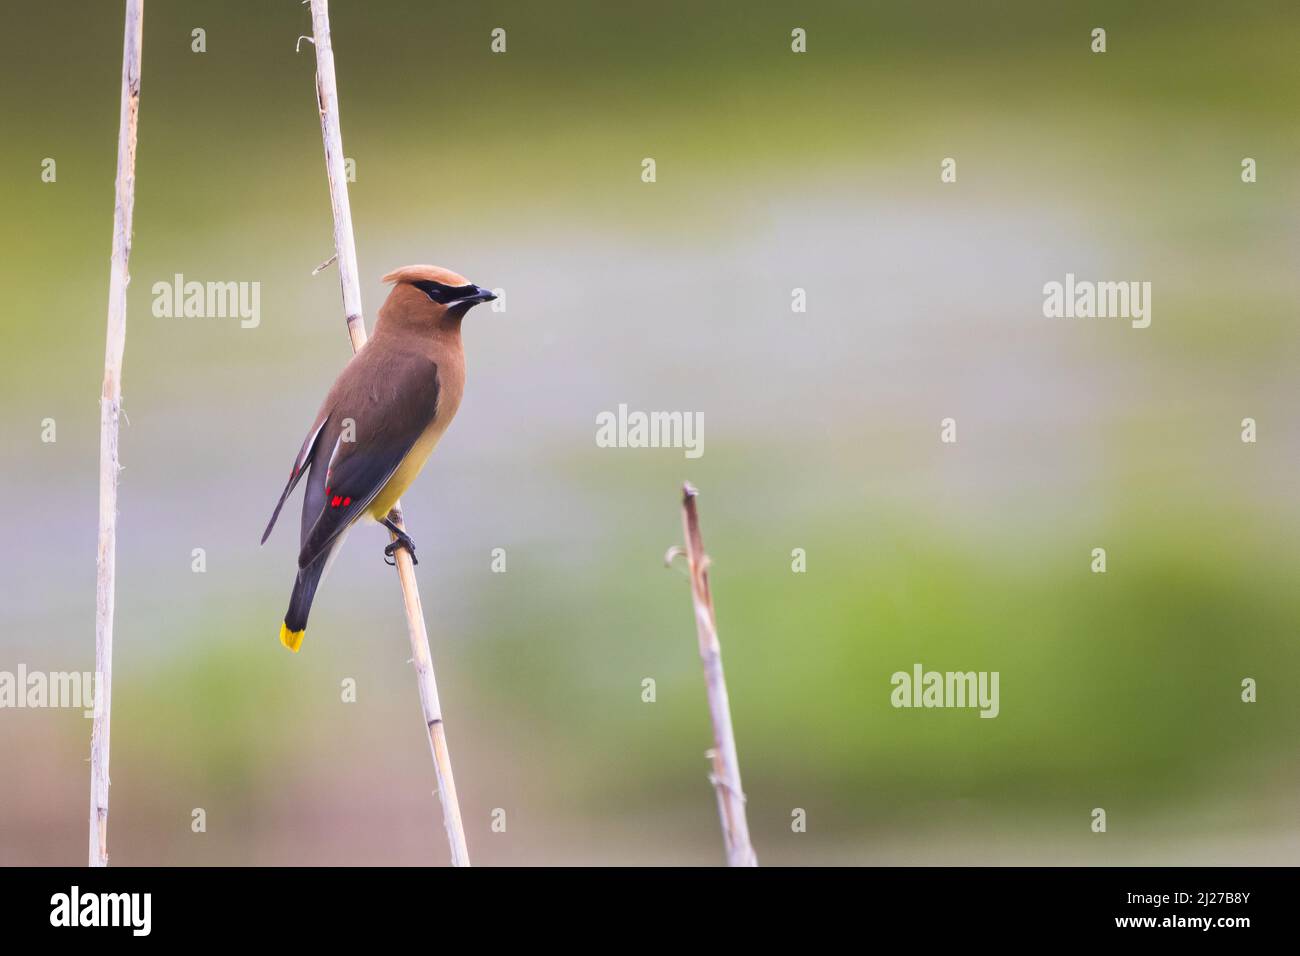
[384,536,417,566]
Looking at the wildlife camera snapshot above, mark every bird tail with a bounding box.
[280,556,328,653]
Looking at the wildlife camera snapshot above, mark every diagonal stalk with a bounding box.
[679,482,757,866]
[307,0,469,866]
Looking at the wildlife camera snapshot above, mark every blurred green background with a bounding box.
[1,0,1297,865]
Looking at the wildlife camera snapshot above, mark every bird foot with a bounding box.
[383,530,418,566]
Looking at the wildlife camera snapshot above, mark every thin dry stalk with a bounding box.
[89,0,143,869]
[306,0,469,866]
[678,482,758,866]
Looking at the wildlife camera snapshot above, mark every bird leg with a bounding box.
[380,517,418,566]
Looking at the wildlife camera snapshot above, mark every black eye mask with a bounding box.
[412,279,479,304]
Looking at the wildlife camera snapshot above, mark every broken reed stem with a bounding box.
[679,482,757,866]
[89,0,143,869]
[307,0,469,867]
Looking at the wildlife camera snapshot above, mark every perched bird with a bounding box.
[262,265,496,652]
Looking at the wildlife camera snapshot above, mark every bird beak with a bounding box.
[450,285,496,308]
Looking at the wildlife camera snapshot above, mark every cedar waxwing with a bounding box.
[262,265,496,652]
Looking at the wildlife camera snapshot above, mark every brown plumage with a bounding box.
[263,265,496,651]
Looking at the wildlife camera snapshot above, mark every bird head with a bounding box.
[379,264,497,329]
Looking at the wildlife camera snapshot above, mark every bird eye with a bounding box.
[412,279,449,302]
[413,279,478,304]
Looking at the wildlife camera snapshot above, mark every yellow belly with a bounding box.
[366,417,451,520]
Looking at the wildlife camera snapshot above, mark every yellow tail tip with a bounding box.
[279,623,305,653]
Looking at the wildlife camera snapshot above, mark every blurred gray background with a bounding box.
[1,1,1297,864]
